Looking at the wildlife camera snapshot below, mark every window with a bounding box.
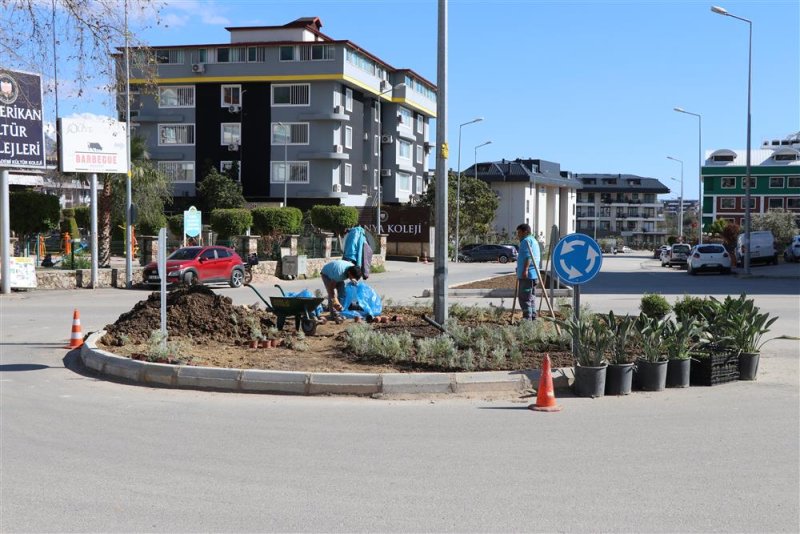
[159,86,194,108]
[373,100,379,122]
[787,198,800,210]
[271,161,310,184]
[216,47,246,63]
[345,88,353,112]
[721,177,736,189]
[220,161,241,181]
[374,135,379,156]
[774,153,798,161]
[158,124,194,145]
[789,177,800,188]
[191,49,207,63]
[416,175,423,193]
[396,171,411,192]
[740,198,755,209]
[398,107,413,127]
[373,169,378,190]
[720,198,735,209]
[247,47,267,62]
[398,139,412,160]
[332,164,340,186]
[416,114,424,134]
[272,84,310,106]
[154,49,184,64]
[344,126,353,149]
[768,198,784,210]
[221,85,241,106]
[333,124,341,145]
[220,123,241,146]
[157,161,195,183]
[712,154,735,162]
[344,164,352,186]
[742,176,756,188]
[279,46,294,61]
[333,89,341,109]
[768,176,785,188]
[416,144,423,164]
[271,123,309,145]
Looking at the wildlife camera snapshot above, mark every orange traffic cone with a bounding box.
[529,354,562,412]
[64,309,84,349]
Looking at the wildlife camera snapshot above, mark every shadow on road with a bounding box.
[0,363,51,372]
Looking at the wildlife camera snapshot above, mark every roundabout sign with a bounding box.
[552,233,603,285]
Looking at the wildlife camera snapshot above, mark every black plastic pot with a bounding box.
[635,359,668,391]
[605,363,633,395]
[738,351,760,381]
[666,358,691,388]
[573,364,607,398]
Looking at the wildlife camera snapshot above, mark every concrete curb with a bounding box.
[423,288,573,298]
[80,331,574,397]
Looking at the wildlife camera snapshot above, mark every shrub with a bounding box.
[137,213,168,236]
[60,208,80,239]
[310,205,359,237]
[640,293,671,319]
[73,206,90,230]
[167,214,184,239]
[10,191,60,238]
[673,295,706,322]
[251,207,303,235]
[210,208,253,240]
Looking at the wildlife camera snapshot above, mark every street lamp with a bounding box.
[712,4,753,274]
[275,122,289,206]
[667,156,684,239]
[375,83,405,234]
[455,117,483,261]
[473,141,492,182]
[674,107,703,243]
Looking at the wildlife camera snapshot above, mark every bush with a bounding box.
[673,295,706,322]
[252,207,303,235]
[10,191,61,238]
[167,214,184,239]
[74,206,90,230]
[210,208,253,240]
[137,213,168,236]
[60,208,80,239]
[310,205,359,237]
[640,293,671,319]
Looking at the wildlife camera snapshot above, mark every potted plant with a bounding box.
[635,315,668,391]
[605,311,637,395]
[721,295,777,381]
[554,314,610,398]
[662,315,706,388]
[245,316,262,349]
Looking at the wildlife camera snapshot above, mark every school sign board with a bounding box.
[0,68,46,168]
[58,116,129,174]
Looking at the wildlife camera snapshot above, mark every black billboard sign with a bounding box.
[359,205,431,242]
[0,68,45,168]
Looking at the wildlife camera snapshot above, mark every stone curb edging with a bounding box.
[80,331,575,396]
[423,288,573,298]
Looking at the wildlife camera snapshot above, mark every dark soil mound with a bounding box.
[101,286,272,345]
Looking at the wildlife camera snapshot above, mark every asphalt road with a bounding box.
[1,254,798,533]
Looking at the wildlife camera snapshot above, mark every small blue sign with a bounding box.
[183,206,202,238]
[552,233,603,285]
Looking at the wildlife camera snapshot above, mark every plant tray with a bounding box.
[691,351,740,386]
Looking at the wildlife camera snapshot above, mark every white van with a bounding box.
[736,230,778,266]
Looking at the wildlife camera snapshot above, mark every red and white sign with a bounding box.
[58,116,129,174]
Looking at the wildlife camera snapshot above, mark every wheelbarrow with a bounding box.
[245,284,323,335]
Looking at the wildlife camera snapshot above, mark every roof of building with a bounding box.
[574,174,669,193]
[465,158,583,189]
[705,132,800,167]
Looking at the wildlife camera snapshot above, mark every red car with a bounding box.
[143,246,246,288]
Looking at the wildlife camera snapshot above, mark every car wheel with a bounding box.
[498,255,509,264]
[183,271,198,286]
[229,268,244,288]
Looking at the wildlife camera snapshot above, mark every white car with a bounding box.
[687,244,733,275]
[783,235,800,263]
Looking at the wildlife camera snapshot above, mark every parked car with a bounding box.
[458,244,518,263]
[653,245,669,259]
[687,244,732,275]
[736,230,778,266]
[660,247,671,266]
[667,243,692,268]
[783,235,800,263]
[143,246,246,288]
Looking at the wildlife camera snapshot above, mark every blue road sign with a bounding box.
[552,233,603,285]
[183,206,202,238]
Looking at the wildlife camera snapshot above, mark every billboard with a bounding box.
[0,68,46,168]
[58,116,128,174]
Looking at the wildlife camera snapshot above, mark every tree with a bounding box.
[751,209,799,249]
[413,171,499,246]
[9,191,60,240]
[197,169,246,212]
[310,206,359,238]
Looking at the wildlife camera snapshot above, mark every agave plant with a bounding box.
[550,314,611,367]
[637,315,667,363]
[722,295,778,354]
[662,315,708,361]
[606,311,637,365]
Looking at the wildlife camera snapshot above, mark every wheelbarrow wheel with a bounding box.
[276,316,286,331]
[301,318,317,336]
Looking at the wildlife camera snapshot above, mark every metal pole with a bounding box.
[90,173,98,288]
[124,0,133,287]
[674,107,704,243]
[1,169,10,294]
[433,0,448,324]
[455,126,462,262]
[679,162,684,240]
[377,104,382,233]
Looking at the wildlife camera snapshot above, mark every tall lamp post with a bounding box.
[375,83,404,233]
[712,4,753,274]
[455,117,483,261]
[473,141,492,182]
[667,156,684,239]
[674,107,703,243]
[275,122,289,206]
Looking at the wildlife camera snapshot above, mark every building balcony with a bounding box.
[297,110,349,122]
[296,150,350,161]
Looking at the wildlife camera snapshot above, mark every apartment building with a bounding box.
[117,17,436,208]
[702,132,800,227]
[574,174,669,245]
[465,158,582,241]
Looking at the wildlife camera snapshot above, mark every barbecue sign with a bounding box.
[0,68,46,168]
[58,116,129,174]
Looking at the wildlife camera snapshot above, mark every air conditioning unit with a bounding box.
[380,80,389,92]
[380,169,392,177]
[362,185,368,194]
[228,143,239,151]
[381,135,393,144]
[334,105,344,114]
[333,144,343,153]
[228,105,240,113]
[362,163,369,171]
[363,133,369,141]
[191,63,205,73]
[332,183,341,192]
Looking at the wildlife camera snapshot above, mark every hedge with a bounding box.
[310,205,359,236]
[210,208,253,239]
[251,207,303,235]
[10,191,60,238]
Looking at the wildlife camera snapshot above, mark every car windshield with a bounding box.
[697,245,724,254]
[168,247,201,260]
[673,245,691,253]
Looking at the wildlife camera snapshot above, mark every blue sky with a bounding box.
[53,0,799,201]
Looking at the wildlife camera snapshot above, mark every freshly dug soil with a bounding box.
[453,274,517,290]
[97,284,574,373]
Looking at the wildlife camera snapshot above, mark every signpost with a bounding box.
[552,233,604,361]
[183,206,202,246]
[1,68,45,294]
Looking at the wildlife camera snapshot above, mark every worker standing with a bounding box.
[516,223,541,321]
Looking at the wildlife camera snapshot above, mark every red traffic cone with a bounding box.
[64,309,84,349]
[529,354,562,412]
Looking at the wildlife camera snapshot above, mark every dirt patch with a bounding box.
[453,274,517,290]
[97,285,573,373]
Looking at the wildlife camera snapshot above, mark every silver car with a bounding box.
[783,235,800,263]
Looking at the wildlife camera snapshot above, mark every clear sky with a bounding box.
[50,0,800,201]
